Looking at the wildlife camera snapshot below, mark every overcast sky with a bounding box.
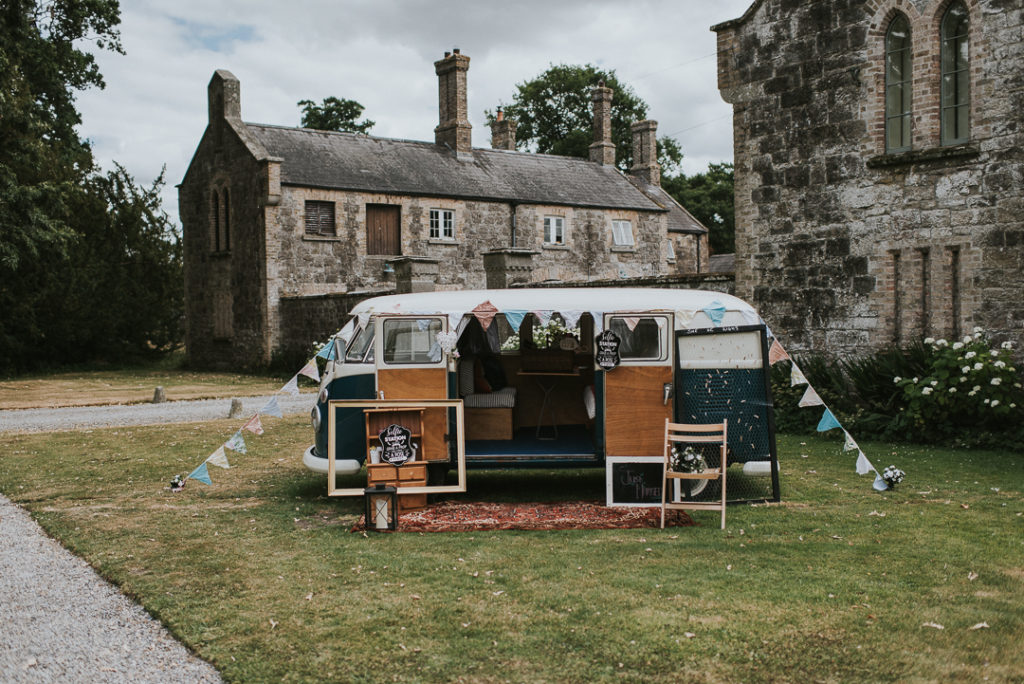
[76,0,753,227]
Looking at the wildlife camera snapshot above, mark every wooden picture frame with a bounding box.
[327,399,467,497]
[605,456,664,507]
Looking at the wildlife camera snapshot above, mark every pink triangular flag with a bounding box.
[798,386,823,407]
[471,300,499,331]
[243,413,264,436]
[768,339,790,365]
[299,360,320,382]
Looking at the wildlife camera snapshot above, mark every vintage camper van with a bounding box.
[304,288,779,504]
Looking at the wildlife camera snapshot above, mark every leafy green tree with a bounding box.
[663,163,735,254]
[487,64,682,174]
[298,97,375,133]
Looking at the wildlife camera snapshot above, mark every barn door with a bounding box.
[366,204,401,255]
[602,314,673,457]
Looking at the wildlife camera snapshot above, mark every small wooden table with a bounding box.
[517,369,580,440]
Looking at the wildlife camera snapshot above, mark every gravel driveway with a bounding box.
[0,394,314,682]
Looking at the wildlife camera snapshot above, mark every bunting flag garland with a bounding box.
[816,408,842,432]
[503,310,527,333]
[315,343,335,361]
[856,451,873,475]
[206,446,231,469]
[187,462,212,485]
[243,413,264,436]
[798,386,824,407]
[224,430,247,454]
[471,300,499,331]
[843,431,859,452]
[623,316,641,331]
[790,364,808,387]
[561,310,584,329]
[261,396,283,418]
[299,360,320,382]
[701,301,727,326]
[531,310,552,327]
[281,375,300,397]
[768,339,790,365]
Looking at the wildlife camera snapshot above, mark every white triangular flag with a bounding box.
[798,386,823,407]
[856,451,873,475]
[224,430,247,454]
[873,473,889,491]
[791,364,808,386]
[298,360,320,382]
[281,375,300,396]
[206,446,230,469]
[261,396,283,418]
[843,431,859,452]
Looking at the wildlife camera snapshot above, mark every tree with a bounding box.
[662,162,735,255]
[298,96,375,134]
[487,64,682,174]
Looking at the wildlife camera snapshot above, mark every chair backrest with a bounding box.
[664,420,728,466]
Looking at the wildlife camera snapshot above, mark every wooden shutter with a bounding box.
[305,201,335,236]
[366,204,401,255]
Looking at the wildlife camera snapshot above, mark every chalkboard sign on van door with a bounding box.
[378,424,415,465]
[605,457,663,507]
[595,330,621,370]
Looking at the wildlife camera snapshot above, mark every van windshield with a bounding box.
[345,326,375,363]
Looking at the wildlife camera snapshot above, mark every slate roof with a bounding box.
[626,177,708,235]
[246,124,667,213]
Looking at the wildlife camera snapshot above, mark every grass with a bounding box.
[0,419,1021,683]
[0,351,302,409]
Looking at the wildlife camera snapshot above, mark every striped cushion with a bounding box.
[464,386,517,408]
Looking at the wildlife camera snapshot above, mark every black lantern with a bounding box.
[364,484,398,531]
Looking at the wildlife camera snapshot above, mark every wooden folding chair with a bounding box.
[660,419,728,530]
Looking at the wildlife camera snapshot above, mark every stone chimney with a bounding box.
[630,119,660,186]
[490,107,517,150]
[208,69,241,123]
[588,81,615,166]
[434,48,472,155]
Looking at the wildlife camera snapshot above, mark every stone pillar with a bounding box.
[434,49,472,155]
[389,256,440,294]
[483,248,539,289]
[630,119,660,186]
[588,82,616,166]
[490,108,517,150]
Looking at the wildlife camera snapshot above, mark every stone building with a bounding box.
[179,50,709,368]
[713,0,1023,356]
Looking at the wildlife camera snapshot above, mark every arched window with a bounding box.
[885,14,912,152]
[212,191,221,252]
[222,189,231,251]
[940,2,969,145]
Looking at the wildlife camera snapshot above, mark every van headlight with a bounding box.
[311,405,321,431]
[318,388,329,404]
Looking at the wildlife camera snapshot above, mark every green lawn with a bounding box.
[0,419,1021,683]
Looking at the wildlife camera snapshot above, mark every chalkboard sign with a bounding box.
[605,457,663,507]
[378,424,414,465]
[595,330,621,370]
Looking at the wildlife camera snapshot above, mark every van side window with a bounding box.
[345,326,375,363]
[383,318,443,364]
[608,316,667,361]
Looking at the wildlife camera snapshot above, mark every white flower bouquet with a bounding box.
[671,445,707,473]
[882,464,905,488]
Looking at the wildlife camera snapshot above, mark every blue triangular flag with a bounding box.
[503,310,527,333]
[260,396,283,418]
[316,342,334,360]
[702,301,727,326]
[187,461,212,485]
[873,473,889,491]
[224,430,247,454]
[816,408,842,432]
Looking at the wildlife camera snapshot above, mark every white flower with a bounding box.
[962,366,971,373]
[991,400,1001,407]
[953,342,964,350]
[893,376,902,383]
[965,351,977,359]
[924,337,935,344]
[912,377,919,384]
[984,398,991,404]
[1001,341,1014,350]
[991,378,1002,386]
[935,339,948,347]
[973,326,984,334]
[968,391,977,397]
[963,335,974,344]
[994,360,1006,368]
[974,363,983,371]
[1011,403,1018,409]
[973,385,982,392]
[930,380,938,386]
[922,387,933,395]
[948,387,957,393]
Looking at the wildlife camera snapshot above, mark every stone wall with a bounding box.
[715,0,1024,356]
[276,290,391,365]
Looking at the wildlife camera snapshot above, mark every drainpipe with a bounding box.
[510,202,519,247]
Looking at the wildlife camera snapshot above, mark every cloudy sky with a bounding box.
[76,0,753,227]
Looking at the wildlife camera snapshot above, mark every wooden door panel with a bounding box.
[366,204,400,255]
[604,365,672,457]
[378,368,447,461]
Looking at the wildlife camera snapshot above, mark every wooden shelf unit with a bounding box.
[365,408,428,512]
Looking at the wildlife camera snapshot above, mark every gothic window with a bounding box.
[305,200,336,237]
[885,14,912,152]
[222,189,230,251]
[211,191,221,252]
[940,2,970,145]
